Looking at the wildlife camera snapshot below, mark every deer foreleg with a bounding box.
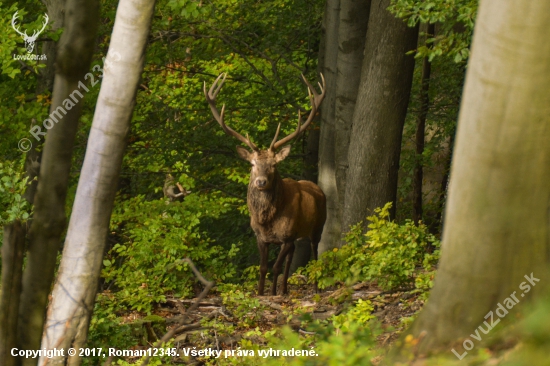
[271,242,293,296]
[257,240,269,296]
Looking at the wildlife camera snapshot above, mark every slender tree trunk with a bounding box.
[412,23,435,225]
[24,0,65,204]
[0,222,25,366]
[403,0,550,353]
[342,0,418,230]
[430,131,454,235]
[291,128,321,271]
[40,0,156,363]
[17,0,99,359]
[317,0,340,254]
[334,0,370,236]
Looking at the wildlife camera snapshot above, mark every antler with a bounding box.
[31,13,49,39]
[270,73,326,151]
[11,11,28,38]
[204,73,259,151]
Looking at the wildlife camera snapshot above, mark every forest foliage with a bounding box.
[0,0,484,363]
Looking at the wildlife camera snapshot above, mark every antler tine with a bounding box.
[204,73,258,151]
[11,11,27,37]
[269,123,282,151]
[36,13,49,36]
[271,73,326,151]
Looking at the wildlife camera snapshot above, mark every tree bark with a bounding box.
[39,0,156,363]
[17,0,99,359]
[24,0,65,204]
[342,0,418,230]
[404,0,550,353]
[317,0,340,254]
[334,0,370,236]
[412,23,435,225]
[0,222,25,366]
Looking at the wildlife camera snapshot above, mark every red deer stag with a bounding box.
[204,73,327,295]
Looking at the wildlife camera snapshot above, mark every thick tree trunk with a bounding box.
[334,0,370,234]
[412,23,435,225]
[17,0,99,358]
[0,222,25,366]
[317,0,340,254]
[39,0,156,364]
[405,0,550,353]
[342,0,418,230]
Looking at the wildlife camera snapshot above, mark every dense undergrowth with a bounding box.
[82,201,440,365]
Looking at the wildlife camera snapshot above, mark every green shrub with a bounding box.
[306,202,440,291]
[0,159,32,225]
[101,193,239,313]
[218,283,266,328]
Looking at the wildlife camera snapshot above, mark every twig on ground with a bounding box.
[140,258,214,366]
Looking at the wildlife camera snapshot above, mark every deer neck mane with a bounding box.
[247,171,283,225]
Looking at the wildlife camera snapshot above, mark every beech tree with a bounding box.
[341,0,418,232]
[404,0,550,353]
[316,0,340,253]
[333,0,370,239]
[39,0,156,363]
[3,0,100,362]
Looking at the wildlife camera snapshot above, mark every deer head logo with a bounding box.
[11,11,49,53]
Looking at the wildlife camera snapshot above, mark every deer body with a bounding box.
[249,177,326,243]
[242,151,326,295]
[205,73,327,295]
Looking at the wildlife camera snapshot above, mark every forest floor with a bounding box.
[129,279,426,364]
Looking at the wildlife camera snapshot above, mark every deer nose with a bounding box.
[255,178,267,188]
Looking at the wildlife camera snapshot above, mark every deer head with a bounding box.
[203,73,326,190]
[12,11,49,53]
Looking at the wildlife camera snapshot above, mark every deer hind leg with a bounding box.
[271,242,293,296]
[281,242,295,295]
[310,233,321,292]
[257,240,269,296]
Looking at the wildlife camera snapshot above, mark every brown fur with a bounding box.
[238,146,327,295]
[204,72,327,296]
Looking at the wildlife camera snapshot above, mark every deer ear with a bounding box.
[275,145,291,163]
[236,146,252,161]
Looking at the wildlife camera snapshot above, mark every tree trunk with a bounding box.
[39,0,156,363]
[412,23,435,225]
[317,0,340,254]
[0,222,25,366]
[334,0,370,237]
[24,0,65,204]
[291,129,320,271]
[404,0,550,353]
[17,0,99,358]
[342,0,418,230]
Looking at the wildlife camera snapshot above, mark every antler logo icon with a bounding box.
[11,11,49,53]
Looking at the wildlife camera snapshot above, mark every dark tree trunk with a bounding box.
[334,0,370,240]
[412,23,435,225]
[342,0,418,230]
[292,128,321,271]
[24,0,66,204]
[0,222,25,366]
[17,0,99,358]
